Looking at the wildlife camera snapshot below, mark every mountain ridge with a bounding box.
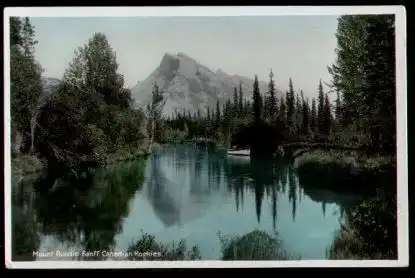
[131,52,283,116]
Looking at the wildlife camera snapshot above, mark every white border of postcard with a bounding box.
[3,6,408,269]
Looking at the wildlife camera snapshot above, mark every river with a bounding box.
[11,144,364,261]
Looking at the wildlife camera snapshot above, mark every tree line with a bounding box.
[163,14,396,157]
[163,75,335,149]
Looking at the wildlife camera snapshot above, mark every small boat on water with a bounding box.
[227,149,251,157]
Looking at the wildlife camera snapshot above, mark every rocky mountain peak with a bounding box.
[131,52,282,116]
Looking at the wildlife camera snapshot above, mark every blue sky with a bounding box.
[30,15,339,98]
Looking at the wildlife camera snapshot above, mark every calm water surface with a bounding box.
[12,144,363,261]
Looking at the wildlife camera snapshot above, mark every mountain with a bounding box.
[130,52,283,116]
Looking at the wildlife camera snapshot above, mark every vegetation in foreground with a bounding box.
[126,230,297,261]
[126,232,202,261]
[218,230,298,260]
[327,189,397,260]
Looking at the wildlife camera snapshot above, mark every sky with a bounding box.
[30,15,339,98]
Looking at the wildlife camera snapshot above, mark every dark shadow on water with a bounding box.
[11,158,147,261]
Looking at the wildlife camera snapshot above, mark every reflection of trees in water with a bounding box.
[13,159,146,261]
[148,146,361,234]
[224,156,360,228]
[287,164,297,221]
[301,187,362,221]
[224,157,282,226]
[11,173,42,261]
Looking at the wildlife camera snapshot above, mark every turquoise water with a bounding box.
[12,144,362,261]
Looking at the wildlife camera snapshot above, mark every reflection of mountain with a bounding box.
[13,159,147,261]
[145,146,226,227]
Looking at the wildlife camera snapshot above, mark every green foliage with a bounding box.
[127,232,201,261]
[328,15,395,150]
[32,32,147,169]
[146,83,166,144]
[218,230,297,260]
[252,75,262,122]
[327,192,397,259]
[294,150,394,192]
[10,17,43,154]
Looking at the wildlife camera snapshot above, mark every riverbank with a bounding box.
[292,148,397,259]
[10,141,162,177]
[293,149,395,192]
[326,187,397,260]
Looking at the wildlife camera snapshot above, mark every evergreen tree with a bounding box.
[335,91,342,123]
[238,83,244,114]
[322,94,332,135]
[252,75,262,122]
[215,100,221,128]
[328,15,395,149]
[267,69,277,121]
[302,98,310,136]
[286,78,295,131]
[233,87,239,117]
[279,95,286,123]
[317,79,325,133]
[296,92,303,136]
[311,97,317,133]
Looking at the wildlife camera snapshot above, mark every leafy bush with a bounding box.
[218,230,298,260]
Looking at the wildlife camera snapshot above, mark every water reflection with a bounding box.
[12,145,365,261]
[145,146,226,228]
[146,145,361,232]
[11,158,146,261]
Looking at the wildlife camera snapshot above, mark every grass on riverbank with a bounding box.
[293,149,395,192]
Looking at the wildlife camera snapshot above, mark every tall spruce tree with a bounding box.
[311,97,317,133]
[302,97,310,136]
[317,79,325,134]
[267,69,277,121]
[286,78,295,131]
[252,75,262,122]
[238,82,244,115]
